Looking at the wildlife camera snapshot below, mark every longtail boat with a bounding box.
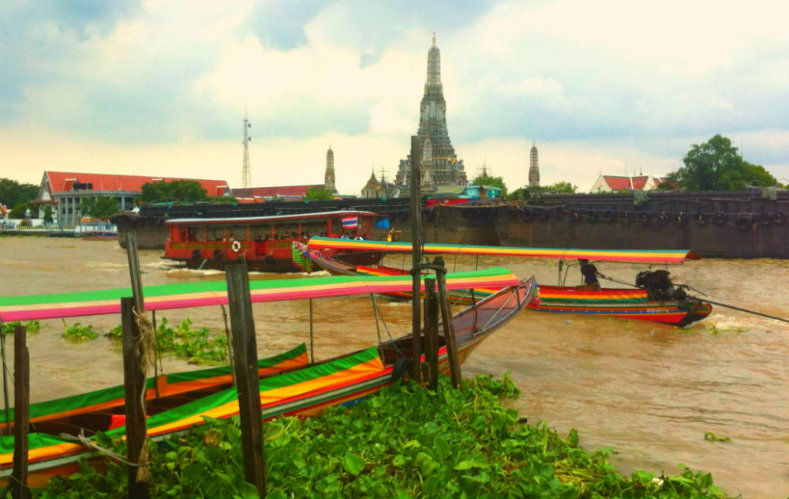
[297,237,712,327]
[163,210,386,272]
[0,268,534,487]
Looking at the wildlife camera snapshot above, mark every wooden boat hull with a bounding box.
[529,285,712,326]
[174,248,383,272]
[0,276,534,488]
[294,243,711,327]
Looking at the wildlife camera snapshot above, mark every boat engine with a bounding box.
[635,270,688,301]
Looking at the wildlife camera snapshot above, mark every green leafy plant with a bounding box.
[703,432,731,443]
[61,320,99,342]
[106,318,229,365]
[40,375,730,499]
[1,320,41,335]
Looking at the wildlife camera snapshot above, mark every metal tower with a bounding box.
[241,109,252,188]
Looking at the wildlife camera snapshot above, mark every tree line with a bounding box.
[1,135,782,220]
[474,134,781,199]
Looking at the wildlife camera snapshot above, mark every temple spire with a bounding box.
[426,33,441,85]
[394,35,466,189]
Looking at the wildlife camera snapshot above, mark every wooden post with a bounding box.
[11,324,30,499]
[309,299,314,362]
[121,298,149,499]
[225,263,266,498]
[434,257,462,388]
[125,231,144,314]
[1,328,10,436]
[409,135,423,382]
[423,278,439,390]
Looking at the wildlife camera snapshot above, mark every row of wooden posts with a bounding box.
[5,135,461,499]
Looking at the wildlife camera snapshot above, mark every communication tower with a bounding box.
[242,109,252,188]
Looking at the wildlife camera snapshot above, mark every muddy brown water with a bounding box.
[0,237,787,498]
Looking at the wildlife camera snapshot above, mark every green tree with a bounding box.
[471,174,508,198]
[0,178,38,208]
[9,202,30,219]
[42,205,54,223]
[304,187,334,201]
[670,135,777,191]
[139,180,208,203]
[543,181,578,193]
[79,196,120,220]
[508,181,578,200]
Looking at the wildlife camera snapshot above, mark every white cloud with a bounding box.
[1,0,787,193]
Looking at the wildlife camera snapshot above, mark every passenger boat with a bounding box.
[163,210,386,272]
[0,268,534,488]
[296,237,713,327]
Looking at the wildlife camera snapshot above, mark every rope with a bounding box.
[597,275,789,323]
[131,309,153,482]
[369,294,403,357]
[370,294,384,361]
[58,431,149,467]
[133,310,156,378]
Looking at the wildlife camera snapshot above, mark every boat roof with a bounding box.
[0,268,519,322]
[306,237,700,264]
[165,210,380,226]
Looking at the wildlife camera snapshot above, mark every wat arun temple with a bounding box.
[394,35,467,191]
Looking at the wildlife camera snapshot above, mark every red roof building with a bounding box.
[590,174,660,193]
[35,171,229,227]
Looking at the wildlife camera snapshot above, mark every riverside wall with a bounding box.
[112,190,789,258]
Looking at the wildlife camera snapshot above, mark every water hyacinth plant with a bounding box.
[61,320,99,342]
[39,374,729,499]
[0,320,41,335]
[107,317,229,365]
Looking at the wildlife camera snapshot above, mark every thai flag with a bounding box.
[342,216,358,229]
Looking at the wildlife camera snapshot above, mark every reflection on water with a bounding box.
[0,237,787,498]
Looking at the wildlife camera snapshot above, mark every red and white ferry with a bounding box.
[163,210,384,272]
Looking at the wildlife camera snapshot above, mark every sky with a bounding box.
[1,0,787,195]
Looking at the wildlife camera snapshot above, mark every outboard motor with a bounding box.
[635,270,687,301]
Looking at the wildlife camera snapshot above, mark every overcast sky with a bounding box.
[1,0,787,194]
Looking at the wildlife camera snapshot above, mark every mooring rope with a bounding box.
[131,308,154,481]
[59,431,148,467]
[369,294,403,357]
[598,275,789,323]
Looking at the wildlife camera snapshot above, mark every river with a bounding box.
[0,236,787,498]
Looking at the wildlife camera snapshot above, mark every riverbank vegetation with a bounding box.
[39,374,728,499]
[106,317,229,364]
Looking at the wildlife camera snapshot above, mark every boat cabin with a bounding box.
[164,210,383,271]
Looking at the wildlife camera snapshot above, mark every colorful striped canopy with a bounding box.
[307,237,699,263]
[0,268,518,322]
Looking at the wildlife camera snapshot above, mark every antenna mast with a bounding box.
[242,107,252,188]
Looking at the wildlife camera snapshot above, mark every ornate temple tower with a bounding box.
[395,34,466,188]
[528,142,540,187]
[324,146,337,194]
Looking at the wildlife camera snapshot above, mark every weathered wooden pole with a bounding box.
[225,262,266,498]
[308,299,314,362]
[423,278,439,390]
[11,324,30,499]
[409,135,423,381]
[121,298,150,499]
[434,257,462,388]
[125,231,144,314]
[122,230,151,499]
[1,328,10,436]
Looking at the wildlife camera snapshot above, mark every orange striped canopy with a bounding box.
[307,237,699,263]
[0,268,519,322]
